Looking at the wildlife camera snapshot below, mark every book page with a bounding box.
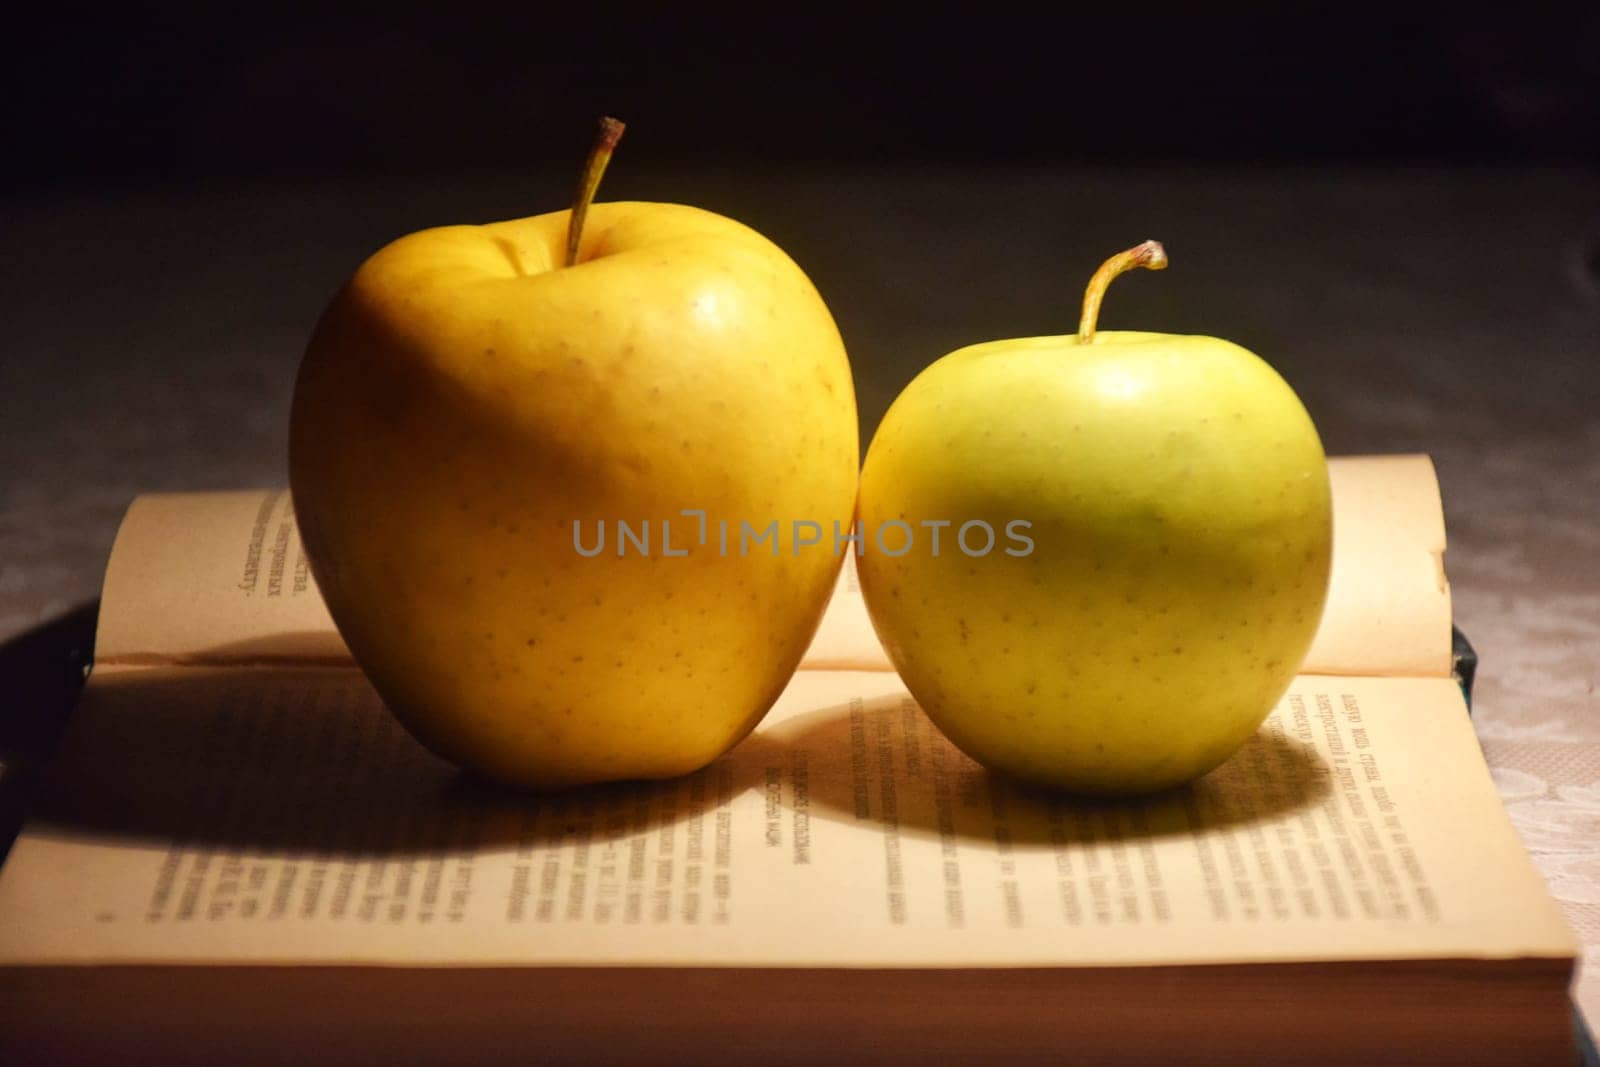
[95,455,1451,678]
[94,490,347,666]
[0,665,1571,970]
[1312,455,1452,677]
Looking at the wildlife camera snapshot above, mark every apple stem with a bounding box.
[1077,240,1168,344]
[565,116,627,268]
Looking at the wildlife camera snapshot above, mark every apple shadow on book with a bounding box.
[21,660,792,856]
[24,660,1329,857]
[768,694,1333,845]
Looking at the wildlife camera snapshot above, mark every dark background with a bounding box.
[6,8,1598,192]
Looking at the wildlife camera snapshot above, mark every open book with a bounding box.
[0,456,1578,1063]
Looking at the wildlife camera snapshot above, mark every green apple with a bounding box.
[858,241,1331,794]
[289,119,858,788]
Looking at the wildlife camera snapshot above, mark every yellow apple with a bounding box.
[858,241,1331,794]
[289,120,857,788]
